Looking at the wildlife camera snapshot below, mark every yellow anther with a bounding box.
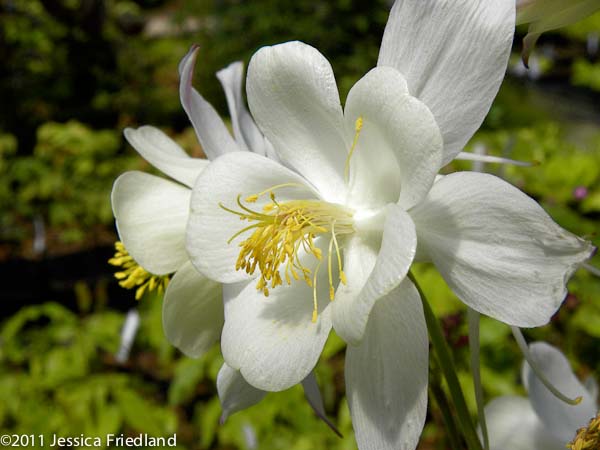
[221,188,354,322]
[340,270,347,285]
[344,115,364,182]
[355,116,363,132]
[108,241,170,300]
[245,194,259,203]
[567,412,600,450]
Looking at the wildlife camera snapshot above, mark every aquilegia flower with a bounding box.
[486,342,599,450]
[185,1,594,449]
[111,45,334,425]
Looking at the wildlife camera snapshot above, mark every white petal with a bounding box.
[124,126,208,188]
[162,261,223,358]
[112,171,190,275]
[247,41,348,202]
[179,46,240,160]
[332,205,416,345]
[217,363,266,423]
[344,67,443,210]
[378,0,515,164]
[187,151,318,283]
[345,279,428,450]
[485,396,564,450]
[410,172,595,327]
[216,61,269,155]
[584,375,599,403]
[220,277,332,392]
[524,342,598,442]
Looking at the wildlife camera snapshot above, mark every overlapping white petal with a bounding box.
[217,62,267,155]
[124,126,208,188]
[378,0,515,164]
[217,363,267,423]
[247,41,348,202]
[179,45,239,160]
[410,172,594,327]
[162,261,223,358]
[332,205,417,345]
[524,342,597,441]
[485,396,565,450]
[220,280,332,392]
[112,171,190,275]
[346,280,428,450]
[344,66,443,210]
[187,151,319,283]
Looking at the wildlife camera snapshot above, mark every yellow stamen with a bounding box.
[567,412,600,450]
[312,259,323,323]
[331,222,346,286]
[328,229,335,301]
[108,241,170,300]
[221,188,354,322]
[344,116,364,182]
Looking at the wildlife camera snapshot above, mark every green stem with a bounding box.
[430,370,464,450]
[468,308,489,450]
[408,270,483,450]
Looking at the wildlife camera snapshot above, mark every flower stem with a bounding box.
[468,308,489,450]
[408,270,483,450]
[430,368,464,450]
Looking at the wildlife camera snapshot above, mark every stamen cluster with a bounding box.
[221,191,354,321]
[108,241,170,300]
[568,413,600,450]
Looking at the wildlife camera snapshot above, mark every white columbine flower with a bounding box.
[185,1,594,449]
[111,45,334,424]
[486,342,600,450]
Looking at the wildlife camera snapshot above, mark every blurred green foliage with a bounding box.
[1,1,599,449]
[0,121,139,245]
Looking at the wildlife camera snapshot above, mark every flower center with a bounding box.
[568,412,600,450]
[220,116,364,322]
[220,190,354,322]
[108,241,170,300]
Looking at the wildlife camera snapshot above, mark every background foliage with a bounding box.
[1,1,599,449]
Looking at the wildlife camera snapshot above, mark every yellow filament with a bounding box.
[344,116,364,182]
[567,412,600,450]
[221,190,354,321]
[245,182,308,203]
[108,241,170,300]
[328,229,335,301]
[312,259,323,323]
[331,222,346,285]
